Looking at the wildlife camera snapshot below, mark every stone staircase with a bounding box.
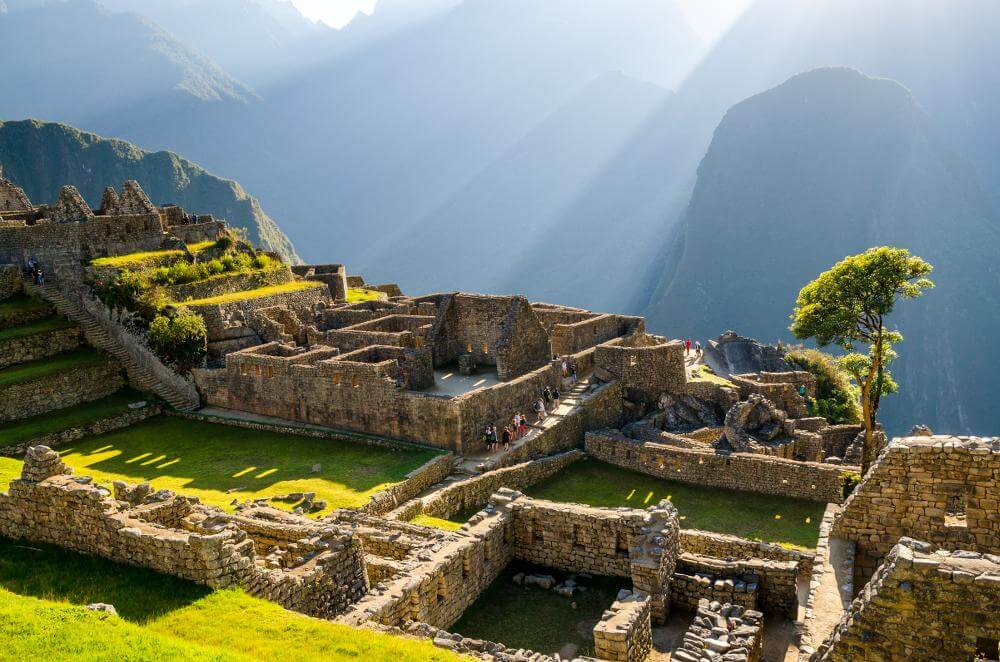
[23,281,200,411]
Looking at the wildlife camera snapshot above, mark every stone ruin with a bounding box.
[672,600,763,662]
[716,393,794,453]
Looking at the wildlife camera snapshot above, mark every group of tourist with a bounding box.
[684,339,703,357]
[483,385,565,454]
[24,257,44,286]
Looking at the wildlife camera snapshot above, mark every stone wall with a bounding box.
[0,264,20,299]
[0,448,370,619]
[673,600,763,662]
[403,451,585,521]
[680,529,814,577]
[187,283,327,340]
[585,431,847,503]
[167,267,293,303]
[594,334,687,404]
[0,322,81,369]
[292,264,348,301]
[550,313,639,357]
[362,453,455,516]
[0,359,124,422]
[674,552,799,617]
[1,403,161,457]
[831,435,1000,580]
[814,539,1000,661]
[592,591,653,662]
[730,372,814,419]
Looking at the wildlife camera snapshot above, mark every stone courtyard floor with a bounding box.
[0,416,442,515]
[449,560,628,657]
[525,459,825,550]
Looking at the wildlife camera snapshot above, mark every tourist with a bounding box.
[552,387,560,409]
[570,365,578,385]
[535,398,546,422]
[501,425,512,451]
[543,387,552,409]
[35,268,44,286]
[490,425,499,452]
[685,338,692,355]
[483,425,492,452]
[695,340,702,356]
[512,413,521,439]
[518,413,528,437]
[561,358,569,377]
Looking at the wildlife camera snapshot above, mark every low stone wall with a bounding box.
[493,380,624,469]
[680,529,814,577]
[593,591,652,662]
[0,323,81,369]
[402,451,583,521]
[1,402,162,457]
[813,539,1000,661]
[676,552,799,617]
[362,453,455,516]
[585,431,847,503]
[167,267,292,303]
[799,504,848,659]
[670,566,758,612]
[0,359,124,422]
[673,601,763,662]
[0,448,370,619]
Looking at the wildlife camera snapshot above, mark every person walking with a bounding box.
[512,413,521,439]
[685,339,692,355]
[561,358,569,378]
[543,387,553,409]
[518,413,528,437]
[483,425,492,452]
[695,340,702,356]
[535,398,546,422]
[552,387,561,409]
[570,365,578,385]
[501,425,512,451]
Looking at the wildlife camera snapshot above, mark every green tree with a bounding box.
[149,308,208,372]
[790,247,933,474]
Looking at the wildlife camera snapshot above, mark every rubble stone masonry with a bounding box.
[593,591,653,662]
[0,358,124,422]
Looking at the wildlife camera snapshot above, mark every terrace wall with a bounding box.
[1,403,161,457]
[592,592,653,662]
[0,323,81,369]
[0,359,124,422]
[187,284,327,339]
[0,264,20,299]
[586,431,846,503]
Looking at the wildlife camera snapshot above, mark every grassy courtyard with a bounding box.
[0,538,461,661]
[526,459,824,550]
[451,561,627,656]
[0,416,441,515]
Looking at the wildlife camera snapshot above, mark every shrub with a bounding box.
[149,308,207,371]
[786,347,862,424]
[841,470,862,499]
[91,269,145,311]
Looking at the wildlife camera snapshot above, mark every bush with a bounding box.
[149,309,207,371]
[786,347,862,424]
[841,470,862,499]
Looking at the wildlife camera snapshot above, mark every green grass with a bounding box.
[0,293,51,315]
[90,249,184,268]
[0,388,147,446]
[526,459,824,550]
[0,315,75,342]
[451,561,626,655]
[181,280,324,307]
[346,287,385,303]
[692,364,734,386]
[0,538,463,662]
[0,348,108,389]
[0,416,441,516]
[410,514,465,531]
[187,241,217,253]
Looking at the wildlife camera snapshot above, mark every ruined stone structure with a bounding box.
[673,600,763,662]
[593,591,653,662]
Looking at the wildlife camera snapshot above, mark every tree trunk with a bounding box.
[860,362,879,476]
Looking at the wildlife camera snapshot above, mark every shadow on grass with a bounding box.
[60,416,438,496]
[0,537,209,623]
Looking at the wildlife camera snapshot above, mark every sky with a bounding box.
[290,0,753,41]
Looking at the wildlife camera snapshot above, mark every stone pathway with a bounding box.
[807,536,854,652]
[456,376,594,474]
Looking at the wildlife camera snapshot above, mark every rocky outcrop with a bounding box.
[703,331,792,378]
[658,393,724,429]
[717,394,793,452]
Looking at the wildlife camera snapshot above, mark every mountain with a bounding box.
[645,68,1000,435]
[96,0,332,86]
[0,0,254,126]
[360,72,680,312]
[64,0,703,270]
[0,119,299,262]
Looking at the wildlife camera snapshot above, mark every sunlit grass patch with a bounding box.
[180,280,324,307]
[346,287,385,303]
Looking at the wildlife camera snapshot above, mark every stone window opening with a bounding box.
[254,364,262,377]
[240,364,249,376]
[945,493,968,528]
[331,373,341,386]
[629,355,638,367]
[466,343,473,354]
[266,365,274,378]
[483,546,492,568]
[573,524,585,549]
[975,638,999,661]
[616,531,629,557]
[482,343,489,354]
[436,576,447,605]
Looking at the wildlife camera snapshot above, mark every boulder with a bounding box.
[524,574,556,590]
[704,331,792,378]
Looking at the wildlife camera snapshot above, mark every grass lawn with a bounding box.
[187,240,217,253]
[181,280,324,307]
[0,416,441,516]
[0,348,109,389]
[526,459,824,550]
[90,249,185,269]
[0,388,148,446]
[0,538,461,662]
[451,561,626,656]
[691,364,734,386]
[410,514,465,531]
[0,315,75,342]
[346,287,385,303]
